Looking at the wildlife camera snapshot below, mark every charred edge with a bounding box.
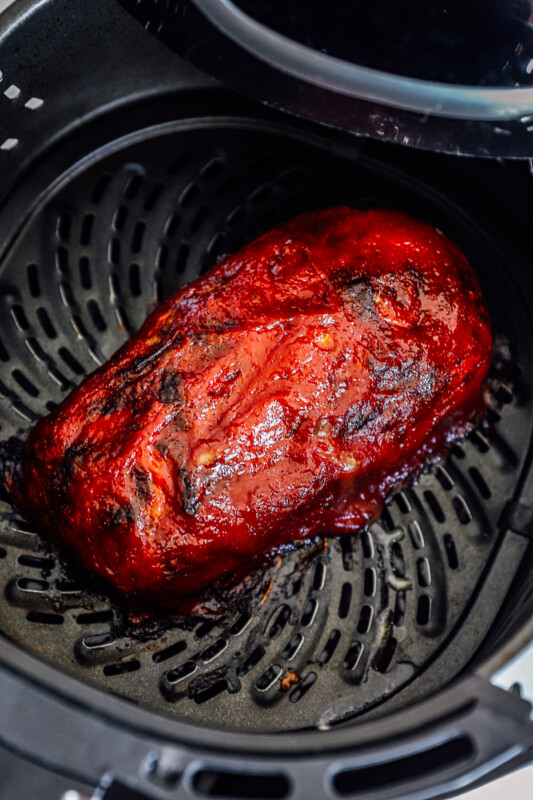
[63,442,91,469]
[51,442,92,504]
[130,334,185,376]
[0,436,25,501]
[100,392,123,415]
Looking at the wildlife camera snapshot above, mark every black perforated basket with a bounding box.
[0,2,532,799]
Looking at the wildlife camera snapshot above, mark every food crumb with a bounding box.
[342,454,360,470]
[197,449,217,467]
[281,668,300,691]
[316,332,335,350]
[314,419,332,437]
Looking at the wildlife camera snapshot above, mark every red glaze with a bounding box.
[8,208,492,606]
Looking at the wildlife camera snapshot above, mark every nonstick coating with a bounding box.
[0,119,531,733]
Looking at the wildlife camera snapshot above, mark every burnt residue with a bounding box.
[132,466,153,503]
[100,392,123,415]
[371,359,429,395]
[158,540,325,702]
[341,404,379,437]
[186,330,232,366]
[338,277,376,320]
[157,369,183,404]
[0,436,25,501]
[187,663,235,700]
[123,539,322,640]
[130,334,185,376]
[63,442,91,470]
[179,467,200,516]
[104,504,135,528]
[49,442,92,504]
[50,442,90,502]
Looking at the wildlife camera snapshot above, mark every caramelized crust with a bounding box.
[8,209,492,605]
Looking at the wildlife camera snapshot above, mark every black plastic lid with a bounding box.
[231,0,533,90]
[195,0,533,119]
[123,0,533,156]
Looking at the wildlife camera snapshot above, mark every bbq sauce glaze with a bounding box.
[5,208,492,608]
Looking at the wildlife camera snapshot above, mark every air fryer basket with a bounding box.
[0,1,532,799]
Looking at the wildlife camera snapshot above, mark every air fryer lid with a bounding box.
[120,0,533,157]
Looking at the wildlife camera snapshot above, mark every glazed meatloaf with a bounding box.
[5,208,492,605]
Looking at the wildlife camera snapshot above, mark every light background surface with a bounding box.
[0,0,531,797]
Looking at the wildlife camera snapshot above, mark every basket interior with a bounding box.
[0,118,531,733]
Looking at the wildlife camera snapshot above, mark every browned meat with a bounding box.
[5,208,492,606]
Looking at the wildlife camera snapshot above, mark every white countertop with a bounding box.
[460,766,532,800]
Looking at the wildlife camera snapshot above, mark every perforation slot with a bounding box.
[152,640,187,664]
[193,680,227,705]
[104,659,140,677]
[256,664,282,692]
[356,605,373,634]
[424,490,446,523]
[281,633,304,661]
[319,629,341,664]
[343,641,363,671]
[289,671,316,703]
[267,606,291,640]
[167,661,196,684]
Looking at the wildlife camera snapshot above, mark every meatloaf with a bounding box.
[5,208,492,605]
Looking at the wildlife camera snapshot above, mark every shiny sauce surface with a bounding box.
[9,208,492,606]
